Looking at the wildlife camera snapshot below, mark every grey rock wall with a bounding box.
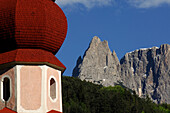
[72,36,170,104]
[73,36,121,86]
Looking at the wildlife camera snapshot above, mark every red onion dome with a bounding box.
[0,0,67,55]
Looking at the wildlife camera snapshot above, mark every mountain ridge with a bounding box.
[73,36,170,104]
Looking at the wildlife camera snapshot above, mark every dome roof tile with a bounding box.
[0,0,67,54]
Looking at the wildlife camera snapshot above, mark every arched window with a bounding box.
[50,78,56,100]
[1,77,11,102]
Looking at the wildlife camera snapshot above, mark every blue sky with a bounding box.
[55,0,170,76]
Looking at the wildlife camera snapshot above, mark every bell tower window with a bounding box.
[1,77,11,102]
[49,76,58,102]
[50,78,56,100]
[3,78,10,101]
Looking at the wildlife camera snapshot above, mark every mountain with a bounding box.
[72,36,170,104]
[73,36,120,86]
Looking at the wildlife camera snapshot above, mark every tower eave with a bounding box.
[0,49,66,73]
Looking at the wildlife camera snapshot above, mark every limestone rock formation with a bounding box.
[72,36,170,104]
[73,36,121,86]
[120,44,170,104]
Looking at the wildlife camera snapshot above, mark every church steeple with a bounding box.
[0,0,67,113]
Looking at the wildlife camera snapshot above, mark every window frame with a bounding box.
[48,76,58,102]
[0,75,12,102]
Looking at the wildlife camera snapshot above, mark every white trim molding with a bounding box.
[58,70,63,112]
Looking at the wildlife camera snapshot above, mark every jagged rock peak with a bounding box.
[73,36,120,86]
[89,36,109,49]
[88,36,101,49]
[90,36,101,44]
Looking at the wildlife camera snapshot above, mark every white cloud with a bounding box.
[128,0,170,8]
[55,0,170,9]
[56,0,113,8]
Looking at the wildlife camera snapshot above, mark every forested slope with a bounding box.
[62,76,170,113]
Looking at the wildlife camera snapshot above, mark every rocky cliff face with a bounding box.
[120,44,170,104]
[73,36,121,86]
[72,36,170,104]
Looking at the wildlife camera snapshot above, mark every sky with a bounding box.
[55,0,170,76]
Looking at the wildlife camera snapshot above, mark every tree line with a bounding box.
[62,76,170,113]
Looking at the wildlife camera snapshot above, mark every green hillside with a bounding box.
[62,76,170,113]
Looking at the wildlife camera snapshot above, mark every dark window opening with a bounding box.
[3,78,10,101]
[50,78,56,100]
